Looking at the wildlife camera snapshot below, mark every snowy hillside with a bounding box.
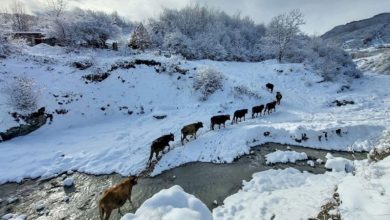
[0,44,389,184]
[322,13,390,49]
[353,47,390,75]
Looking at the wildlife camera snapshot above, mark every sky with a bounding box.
[3,0,390,34]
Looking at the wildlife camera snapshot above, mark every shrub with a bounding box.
[233,85,261,99]
[193,66,224,101]
[5,76,40,113]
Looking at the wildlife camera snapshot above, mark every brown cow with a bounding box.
[181,122,203,145]
[99,176,138,220]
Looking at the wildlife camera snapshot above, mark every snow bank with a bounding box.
[338,157,390,219]
[1,214,27,220]
[213,168,343,219]
[325,153,354,172]
[265,150,308,164]
[121,185,211,220]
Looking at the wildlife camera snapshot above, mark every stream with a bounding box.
[0,143,367,220]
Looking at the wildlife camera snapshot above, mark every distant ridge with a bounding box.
[322,13,390,49]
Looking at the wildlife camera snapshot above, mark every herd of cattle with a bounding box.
[148,83,282,166]
[98,83,282,220]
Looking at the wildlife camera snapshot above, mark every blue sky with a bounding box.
[3,0,390,34]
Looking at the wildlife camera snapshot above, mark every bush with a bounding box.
[193,66,224,101]
[233,85,261,99]
[0,36,13,57]
[5,76,40,113]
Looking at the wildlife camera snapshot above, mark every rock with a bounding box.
[0,109,49,142]
[63,196,70,203]
[35,201,45,212]
[316,158,324,164]
[6,197,18,204]
[153,115,167,120]
[332,99,355,107]
[307,160,315,167]
[63,177,74,188]
[73,61,93,70]
[1,213,26,220]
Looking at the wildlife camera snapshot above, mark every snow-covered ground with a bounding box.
[0,44,389,184]
[213,133,390,219]
[121,185,212,220]
[265,150,308,164]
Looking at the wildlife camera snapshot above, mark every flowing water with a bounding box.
[0,143,367,220]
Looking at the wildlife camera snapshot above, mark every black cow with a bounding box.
[148,133,174,165]
[252,105,265,118]
[210,115,230,130]
[266,83,274,93]
[264,101,277,115]
[232,109,248,124]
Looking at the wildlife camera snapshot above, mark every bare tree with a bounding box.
[46,0,67,17]
[263,9,305,62]
[9,0,30,31]
[46,0,67,43]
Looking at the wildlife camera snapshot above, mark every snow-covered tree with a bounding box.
[304,37,361,81]
[262,9,305,62]
[129,23,151,51]
[148,5,265,61]
[162,30,194,58]
[59,9,121,47]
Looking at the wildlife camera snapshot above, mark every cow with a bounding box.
[264,101,277,115]
[148,133,174,165]
[99,176,138,220]
[266,83,274,93]
[276,92,282,105]
[210,115,230,130]
[181,122,203,145]
[232,109,248,124]
[252,105,265,118]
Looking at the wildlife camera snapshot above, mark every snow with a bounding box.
[62,177,74,187]
[121,185,212,220]
[325,153,354,172]
[265,150,308,164]
[213,168,344,219]
[338,157,390,219]
[211,130,390,220]
[307,160,315,167]
[0,46,389,184]
[1,214,27,220]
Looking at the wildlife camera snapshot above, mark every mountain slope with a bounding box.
[322,13,390,49]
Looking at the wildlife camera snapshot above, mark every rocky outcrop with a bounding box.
[0,108,52,142]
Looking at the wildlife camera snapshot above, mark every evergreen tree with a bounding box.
[129,23,151,51]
